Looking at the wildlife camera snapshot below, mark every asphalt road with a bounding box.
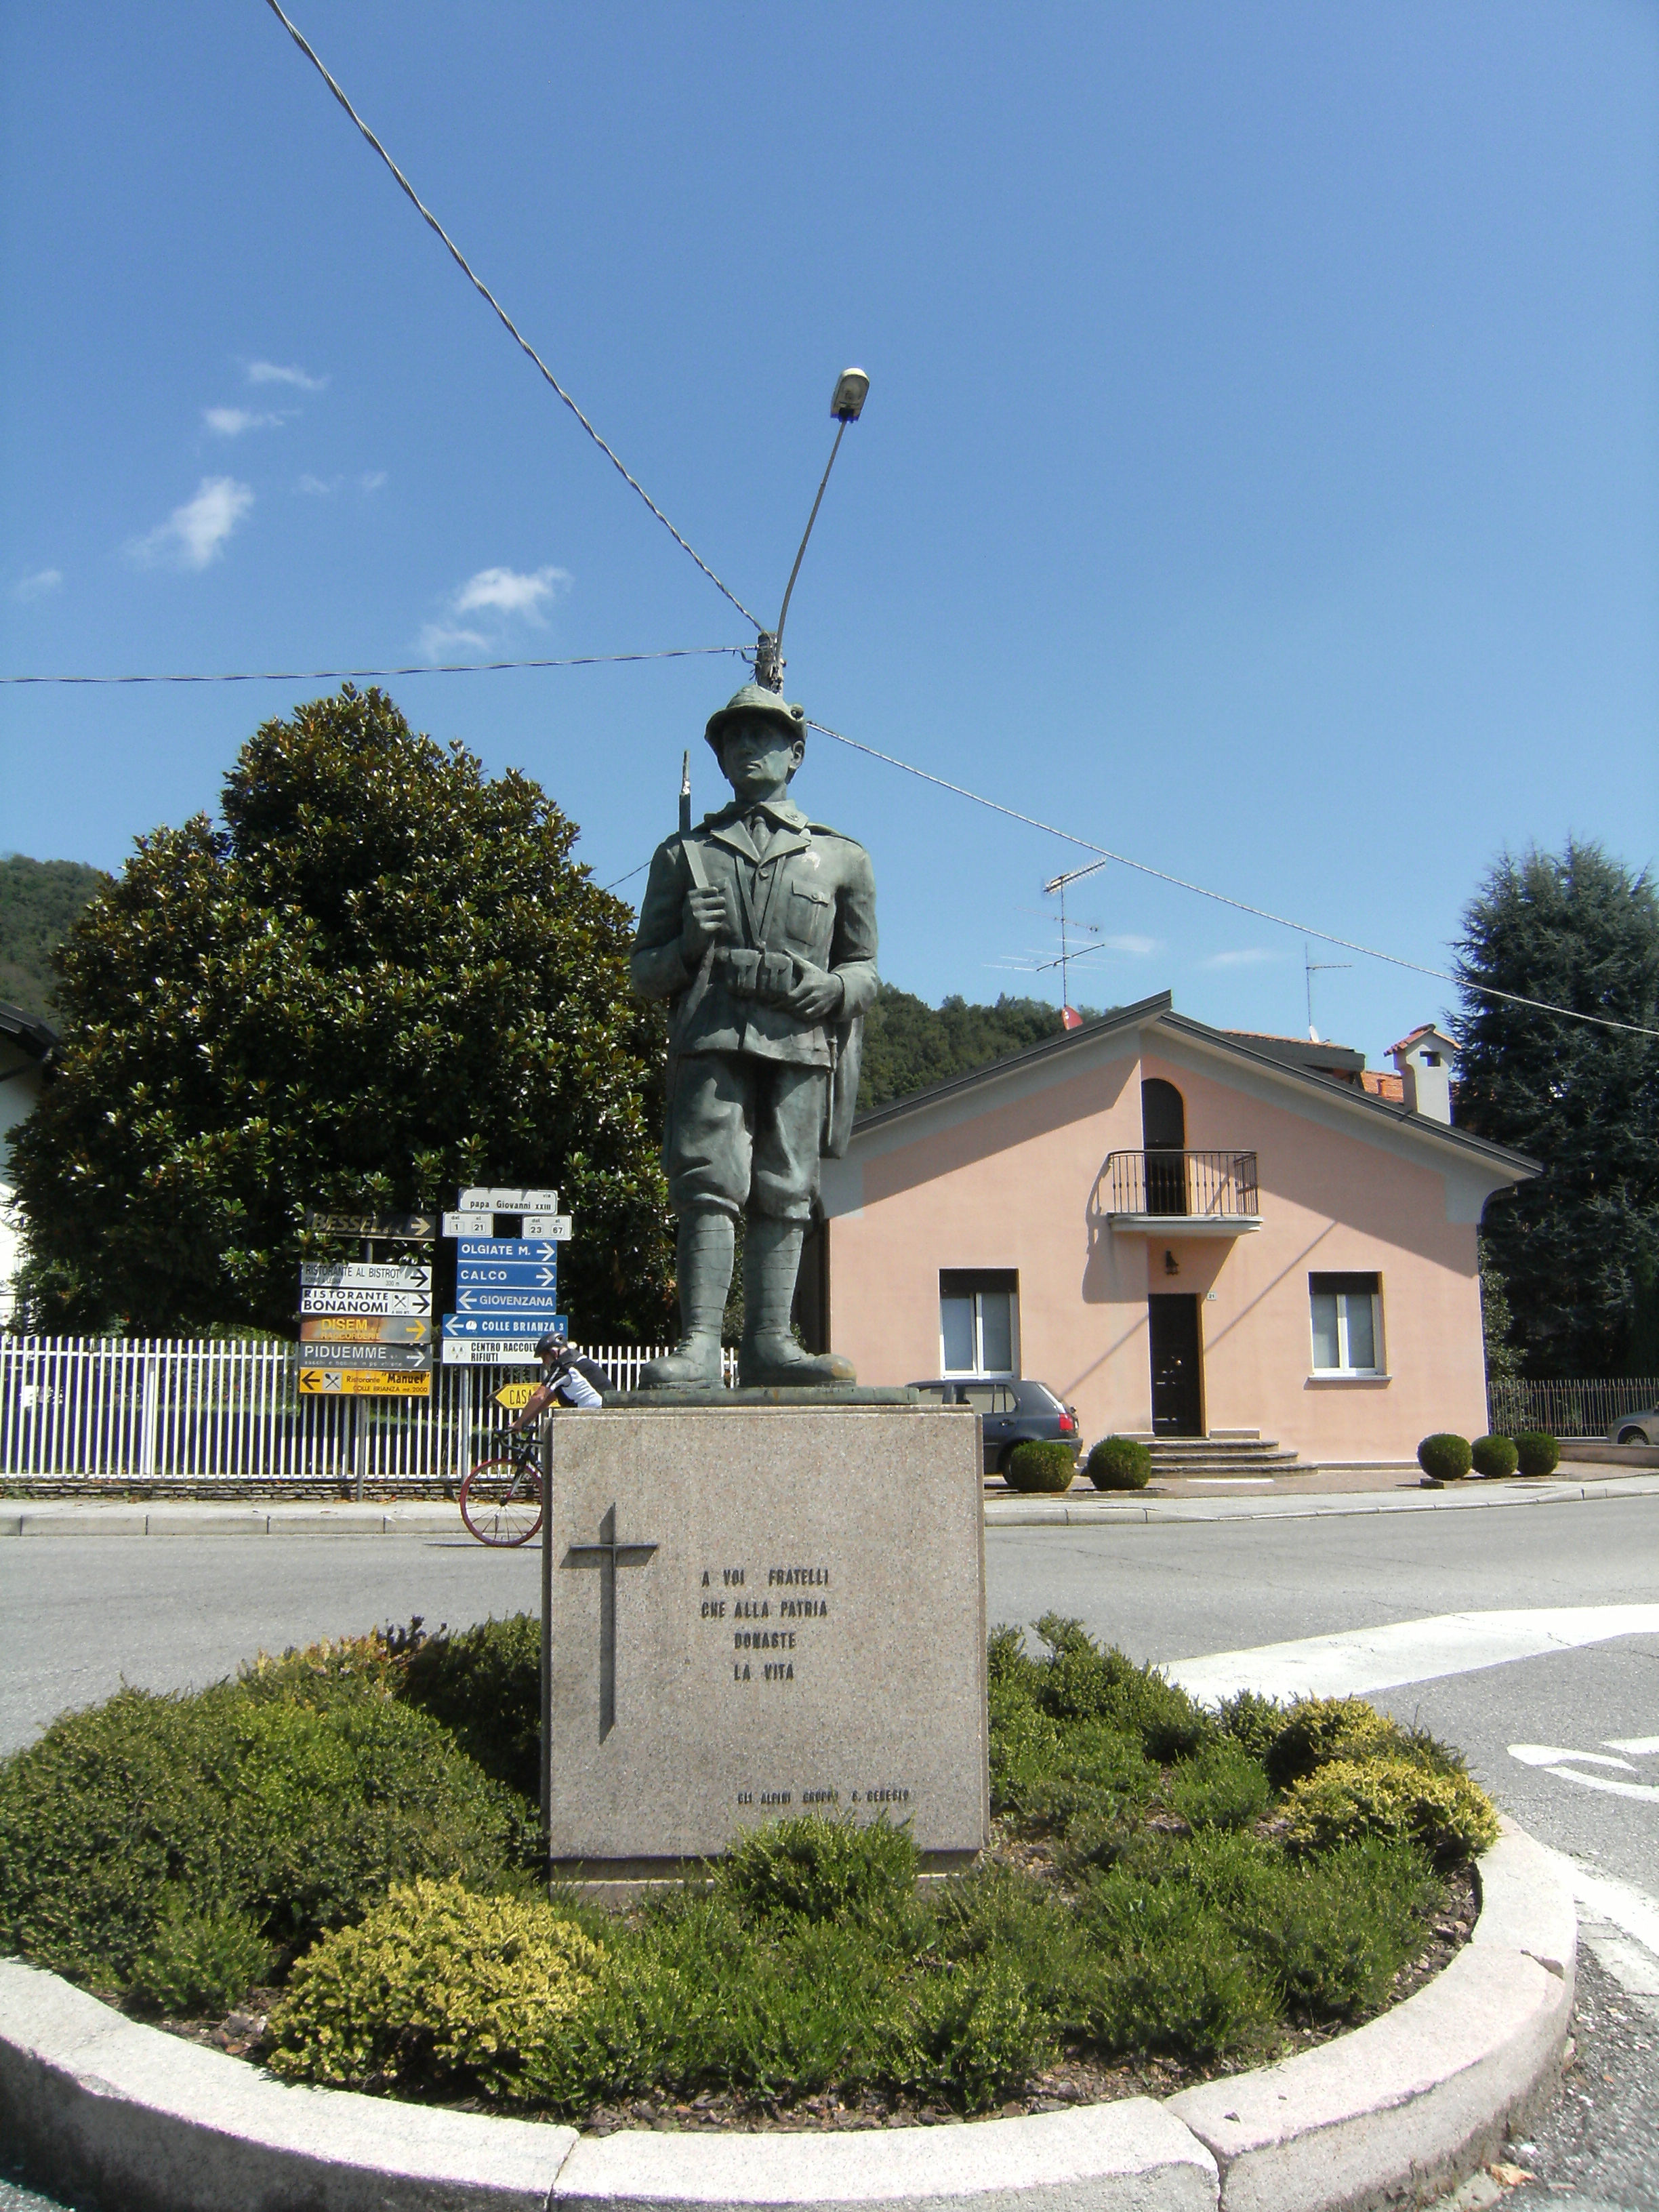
[2,1494,1656,2209]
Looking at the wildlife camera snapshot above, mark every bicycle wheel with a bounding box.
[459,1456,544,1547]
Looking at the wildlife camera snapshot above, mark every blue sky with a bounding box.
[3,0,1655,1065]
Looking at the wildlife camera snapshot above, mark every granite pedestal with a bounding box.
[539,1404,986,1891]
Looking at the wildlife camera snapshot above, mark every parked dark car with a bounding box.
[907,1377,1082,1476]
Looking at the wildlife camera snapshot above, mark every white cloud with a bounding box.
[296,472,340,495]
[127,477,253,570]
[1200,947,1279,968]
[1101,933,1157,956]
[12,568,63,602]
[359,470,387,493]
[419,622,493,657]
[205,405,284,436]
[453,564,569,621]
[247,360,327,390]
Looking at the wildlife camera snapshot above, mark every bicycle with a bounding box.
[459,1425,544,1547]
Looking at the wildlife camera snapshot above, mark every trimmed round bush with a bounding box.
[1006,1440,1077,1492]
[1513,1430,1560,1477]
[268,1878,603,2096]
[1087,1436,1153,1490]
[1416,1432,1472,1481]
[1282,1756,1499,1863]
[1263,1696,1401,1789]
[719,1813,919,1926]
[1470,1433,1519,1479]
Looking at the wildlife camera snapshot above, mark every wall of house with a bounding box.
[0,1057,44,1326]
[823,1024,1498,1465]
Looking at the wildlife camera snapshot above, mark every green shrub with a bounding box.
[1416,1433,1472,1481]
[268,1878,603,2095]
[1086,1436,1152,1490]
[1216,1688,1284,1765]
[890,1959,1054,2110]
[1005,1440,1076,1492]
[1264,1695,1401,1788]
[1282,1756,1499,1862]
[128,1898,272,2016]
[718,1814,919,1928]
[0,1679,529,1987]
[1513,1430,1560,1477]
[1470,1433,1519,1479]
[397,1615,541,1799]
[1034,1616,1212,1761]
[1073,1868,1276,2057]
[1164,1738,1271,1831]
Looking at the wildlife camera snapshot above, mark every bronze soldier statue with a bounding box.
[630,682,876,1388]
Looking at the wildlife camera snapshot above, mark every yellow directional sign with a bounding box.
[494,1380,540,1411]
[300,1315,430,1344]
[298,1369,432,1397]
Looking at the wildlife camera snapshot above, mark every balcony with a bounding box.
[1094,1150,1261,1235]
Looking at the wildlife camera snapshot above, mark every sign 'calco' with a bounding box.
[630,684,876,1389]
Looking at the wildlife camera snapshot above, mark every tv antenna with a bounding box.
[1305,941,1352,1042]
[1042,859,1110,1013]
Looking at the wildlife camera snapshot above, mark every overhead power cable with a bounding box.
[806,719,1659,1042]
[261,0,761,633]
[0,647,747,687]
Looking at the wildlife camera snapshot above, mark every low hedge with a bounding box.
[1513,1430,1560,1477]
[1470,1433,1519,1479]
[1005,1440,1076,1493]
[1086,1437,1153,1490]
[0,1612,1501,2120]
[1416,1432,1472,1481]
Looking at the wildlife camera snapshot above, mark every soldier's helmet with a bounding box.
[705,682,806,758]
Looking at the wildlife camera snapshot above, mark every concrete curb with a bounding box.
[0,1818,1573,2212]
[4,1474,1658,1537]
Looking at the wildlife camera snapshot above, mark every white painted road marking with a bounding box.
[1528,1767,1659,1805]
[1166,1605,1659,1704]
[1508,1745,1635,1771]
[1607,1735,1659,1756]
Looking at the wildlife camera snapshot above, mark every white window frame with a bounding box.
[939,1279,1021,1378]
[1308,1273,1384,1377]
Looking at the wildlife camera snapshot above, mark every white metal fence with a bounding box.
[0,1336,737,1486]
[1487,1376,1659,1441]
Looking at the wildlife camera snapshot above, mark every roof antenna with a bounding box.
[1305,941,1352,1042]
[753,368,869,691]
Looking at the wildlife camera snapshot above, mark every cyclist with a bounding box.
[507,1332,611,1430]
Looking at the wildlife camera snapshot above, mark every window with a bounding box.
[1421,1050,1441,1067]
[958,1384,1015,1414]
[940,1270,1019,1375]
[1309,1272,1382,1374]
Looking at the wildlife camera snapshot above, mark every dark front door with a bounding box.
[1148,1294,1202,1435]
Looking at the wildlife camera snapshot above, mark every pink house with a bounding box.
[813,993,1536,1465]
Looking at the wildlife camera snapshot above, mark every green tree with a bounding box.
[858,985,1096,1110]
[11,690,672,1340]
[0,855,108,1023]
[1453,840,1659,1377]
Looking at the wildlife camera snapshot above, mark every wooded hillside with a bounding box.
[857,985,1095,1110]
[0,855,108,1024]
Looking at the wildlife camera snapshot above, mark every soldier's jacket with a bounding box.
[630,797,878,1067]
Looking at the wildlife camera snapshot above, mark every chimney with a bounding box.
[1389,1027,1458,1123]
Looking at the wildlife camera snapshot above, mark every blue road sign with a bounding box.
[452,1286,562,1315]
[455,1237,560,1265]
[443,1312,568,1339]
[455,1260,559,1290]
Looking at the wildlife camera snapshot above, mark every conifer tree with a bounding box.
[1453,840,1659,1377]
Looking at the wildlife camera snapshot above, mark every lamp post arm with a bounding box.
[773,417,848,661]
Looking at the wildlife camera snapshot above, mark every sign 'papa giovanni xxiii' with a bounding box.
[630,683,876,1389]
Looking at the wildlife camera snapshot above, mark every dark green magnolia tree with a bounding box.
[12,689,673,1340]
[1453,840,1659,1378]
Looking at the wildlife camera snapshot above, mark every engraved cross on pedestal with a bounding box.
[562,1503,658,1741]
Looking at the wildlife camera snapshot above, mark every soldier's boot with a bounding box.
[738,1214,857,1389]
[639,1209,733,1389]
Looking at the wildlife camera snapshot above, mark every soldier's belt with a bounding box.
[711,946,796,998]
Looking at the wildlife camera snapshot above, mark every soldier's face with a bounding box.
[718,717,804,800]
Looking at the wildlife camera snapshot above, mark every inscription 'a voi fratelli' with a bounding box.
[702,1563,831,1683]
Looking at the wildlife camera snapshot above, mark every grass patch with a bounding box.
[0,1612,1494,2121]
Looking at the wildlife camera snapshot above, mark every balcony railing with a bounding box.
[1097,1149,1261,1223]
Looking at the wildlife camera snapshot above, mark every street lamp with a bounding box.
[753,367,869,691]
